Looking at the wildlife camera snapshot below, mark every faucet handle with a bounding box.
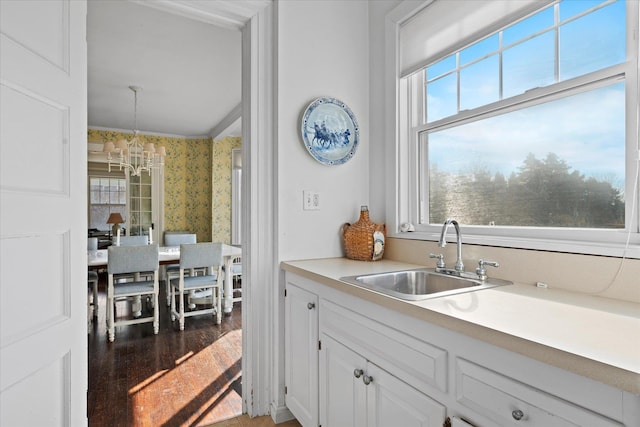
[429,253,445,269]
[476,259,499,280]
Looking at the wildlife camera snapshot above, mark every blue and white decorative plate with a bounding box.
[301,97,359,165]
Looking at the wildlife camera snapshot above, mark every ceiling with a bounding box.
[87,0,266,139]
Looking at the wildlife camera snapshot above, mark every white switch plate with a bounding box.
[303,190,320,210]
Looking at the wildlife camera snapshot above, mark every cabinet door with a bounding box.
[285,283,319,427]
[319,334,367,427]
[366,363,447,427]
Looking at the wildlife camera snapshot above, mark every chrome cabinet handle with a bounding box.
[512,409,524,421]
[353,369,363,378]
[307,302,315,310]
[362,374,373,385]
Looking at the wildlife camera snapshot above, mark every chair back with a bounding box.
[108,243,159,275]
[164,233,197,246]
[88,237,98,251]
[117,235,149,246]
[179,242,223,271]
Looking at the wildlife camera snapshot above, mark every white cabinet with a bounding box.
[319,334,367,427]
[284,282,319,427]
[455,358,623,427]
[320,334,446,427]
[282,270,638,427]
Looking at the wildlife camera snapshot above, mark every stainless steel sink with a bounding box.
[340,268,511,301]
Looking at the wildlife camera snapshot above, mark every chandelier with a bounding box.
[102,86,166,176]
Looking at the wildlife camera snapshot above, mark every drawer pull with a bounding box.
[362,374,374,385]
[307,302,315,310]
[512,409,524,421]
[353,369,363,378]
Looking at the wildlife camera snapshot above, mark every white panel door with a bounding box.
[319,334,367,427]
[0,1,87,426]
[284,283,319,427]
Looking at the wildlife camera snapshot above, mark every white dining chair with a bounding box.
[114,234,152,284]
[170,242,223,330]
[106,243,160,342]
[163,232,197,306]
[116,235,149,246]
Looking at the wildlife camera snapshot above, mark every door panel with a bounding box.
[319,334,367,427]
[284,283,319,427]
[367,363,446,427]
[0,0,87,425]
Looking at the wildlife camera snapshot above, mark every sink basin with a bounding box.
[340,268,511,301]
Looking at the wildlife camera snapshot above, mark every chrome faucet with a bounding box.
[438,218,464,272]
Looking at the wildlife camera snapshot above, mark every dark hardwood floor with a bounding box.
[88,273,243,427]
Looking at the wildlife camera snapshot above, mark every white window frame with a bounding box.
[385,0,640,258]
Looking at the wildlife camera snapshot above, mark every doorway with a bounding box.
[89,2,258,422]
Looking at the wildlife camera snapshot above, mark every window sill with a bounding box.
[389,229,640,259]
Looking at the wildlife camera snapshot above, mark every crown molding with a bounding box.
[129,0,271,31]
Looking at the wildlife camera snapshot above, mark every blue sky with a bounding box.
[425,0,626,190]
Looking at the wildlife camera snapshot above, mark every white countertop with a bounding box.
[281,257,640,394]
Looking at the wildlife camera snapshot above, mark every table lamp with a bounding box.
[106,212,124,236]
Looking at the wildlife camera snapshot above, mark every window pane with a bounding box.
[89,177,126,230]
[459,55,499,110]
[460,34,498,66]
[503,31,555,98]
[560,0,608,22]
[90,178,100,191]
[427,54,456,81]
[426,83,624,228]
[427,73,457,122]
[100,191,109,204]
[503,6,554,47]
[560,1,625,80]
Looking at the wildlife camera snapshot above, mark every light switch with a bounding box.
[303,190,320,210]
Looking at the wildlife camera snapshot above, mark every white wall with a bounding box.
[369,0,402,219]
[278,0,371,261]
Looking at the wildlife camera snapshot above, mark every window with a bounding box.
[89,177,126,231]
[393,0,639,256]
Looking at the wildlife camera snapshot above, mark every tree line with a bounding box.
[429,152,624,228]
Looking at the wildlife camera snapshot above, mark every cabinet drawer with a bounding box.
[320,299,447,394]
[456,358,622,427]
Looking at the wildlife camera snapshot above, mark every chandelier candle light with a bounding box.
[102,86,166,176]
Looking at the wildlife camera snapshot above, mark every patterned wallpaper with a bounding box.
[88,129,240,243]
[212,136,242,243]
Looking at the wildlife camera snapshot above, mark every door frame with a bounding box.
[133,0,278,418]
[241,4,277,418]
[88,0,277,419]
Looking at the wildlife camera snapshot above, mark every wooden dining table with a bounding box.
[88,244,242,313]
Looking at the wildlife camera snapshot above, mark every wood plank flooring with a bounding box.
[208,415,301,427]
[88,273,245,426]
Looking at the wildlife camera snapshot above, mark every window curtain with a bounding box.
[399,0,554,78]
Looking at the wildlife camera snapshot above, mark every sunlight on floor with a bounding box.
[206,414,302,427]
[129,329,243,426]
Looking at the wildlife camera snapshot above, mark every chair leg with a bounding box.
[166,280,171,307]
[216,287,222,325]
[92,280,99,318]
[107,295,115,342]
[153,292,159,335]
[179,289,185,331]
[170,285,176,322]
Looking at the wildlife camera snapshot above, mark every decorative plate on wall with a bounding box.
[300,97,359,165]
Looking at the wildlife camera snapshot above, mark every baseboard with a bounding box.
[270,402,295,424]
